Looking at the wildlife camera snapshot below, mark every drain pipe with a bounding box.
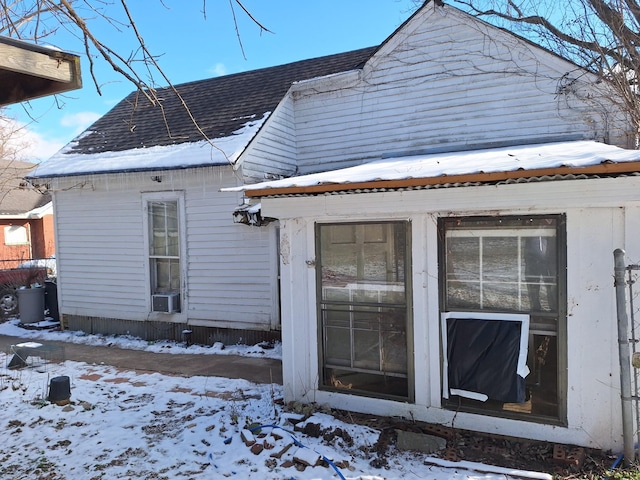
[614,248,635,466]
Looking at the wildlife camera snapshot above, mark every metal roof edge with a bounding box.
[243,162,640,198]
[26,162,232,181]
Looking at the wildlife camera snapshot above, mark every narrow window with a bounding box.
[148,199,181,312]
[317,222,412,400]
[439,215,566,422]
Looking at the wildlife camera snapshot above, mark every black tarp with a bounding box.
[445,316,527,403]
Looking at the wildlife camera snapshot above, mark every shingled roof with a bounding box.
[0,160,50,215]
[67,47,377,156]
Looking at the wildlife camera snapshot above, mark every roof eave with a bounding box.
[26,161,233,181]
[0,201,53,219]
[243,161,640,198]
[0,36,82,106]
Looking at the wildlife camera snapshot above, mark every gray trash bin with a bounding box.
[17,287,45,324]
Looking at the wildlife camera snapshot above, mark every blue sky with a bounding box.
[7,1,419,162]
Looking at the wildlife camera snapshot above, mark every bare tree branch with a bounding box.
[228,0,247,60]
[233,0,273,35]
[0,0,272,160]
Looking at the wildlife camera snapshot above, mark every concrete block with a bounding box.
[395,430,447,454]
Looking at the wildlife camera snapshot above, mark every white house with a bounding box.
[27,47,376,345]
[28,0,640,451]
[222,3,640,453]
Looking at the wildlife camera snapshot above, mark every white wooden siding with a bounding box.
[241,95,298,183]
[266,176,640,451]
[52,167,278,329]
[54,187,147,317]
[186,181,277,326]
[291,7,629,175]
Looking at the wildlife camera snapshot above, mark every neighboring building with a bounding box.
[0,35,79,318]
[0,35,78,266]
[0,160,54,268]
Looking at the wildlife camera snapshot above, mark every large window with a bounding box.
[147,199,181,312]
[317,222,412,400]
[439,215,565,422]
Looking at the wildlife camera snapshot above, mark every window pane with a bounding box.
[150,202,167,256]
[447,280,481,309]
[4,225,29,245]
[148,198,181,305]
[482,237,521,310]
[165,202,179,257]
[152,258,180,293]
[330,224,356,244]
[363,224,387,243]
[522,236,557,313]
[446,237,480,309]
[447,237,480,282]
[149,201,179,257]
[482,282,521,310]
[353,316,380,370]
[324,308,351,367]
[483,237,518,282]
[319,222,410,399]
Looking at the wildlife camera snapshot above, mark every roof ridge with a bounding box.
[126,46,379,97]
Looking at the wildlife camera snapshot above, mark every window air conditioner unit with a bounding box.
[152,293,180,313]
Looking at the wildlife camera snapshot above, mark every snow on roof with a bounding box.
[29,114,270,179]
[224,140,640,194]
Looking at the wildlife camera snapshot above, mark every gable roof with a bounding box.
[68,48,377,156]
[0,160,51,215]
[29,47,376,180]
[30,1,611,181]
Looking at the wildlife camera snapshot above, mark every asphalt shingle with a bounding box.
[0,160,50,214]
[68,47,377,155]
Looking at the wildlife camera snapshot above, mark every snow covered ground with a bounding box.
[0,320,552,479]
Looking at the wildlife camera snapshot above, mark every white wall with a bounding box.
[290,6,630,175]
[241,94,298,183]
[266,175,640,451]
[51,166,279,330]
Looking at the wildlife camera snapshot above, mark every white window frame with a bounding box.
[142,191,186,315]
[4,225,30,246]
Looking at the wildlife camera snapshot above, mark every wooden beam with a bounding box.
[0,43,76,83]
[0,36,81,106]
[243,161,640,197]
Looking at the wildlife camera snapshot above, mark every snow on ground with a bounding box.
[0,318,282,360]
[0,321,551,479]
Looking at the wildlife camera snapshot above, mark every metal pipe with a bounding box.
[614,248,636,466]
